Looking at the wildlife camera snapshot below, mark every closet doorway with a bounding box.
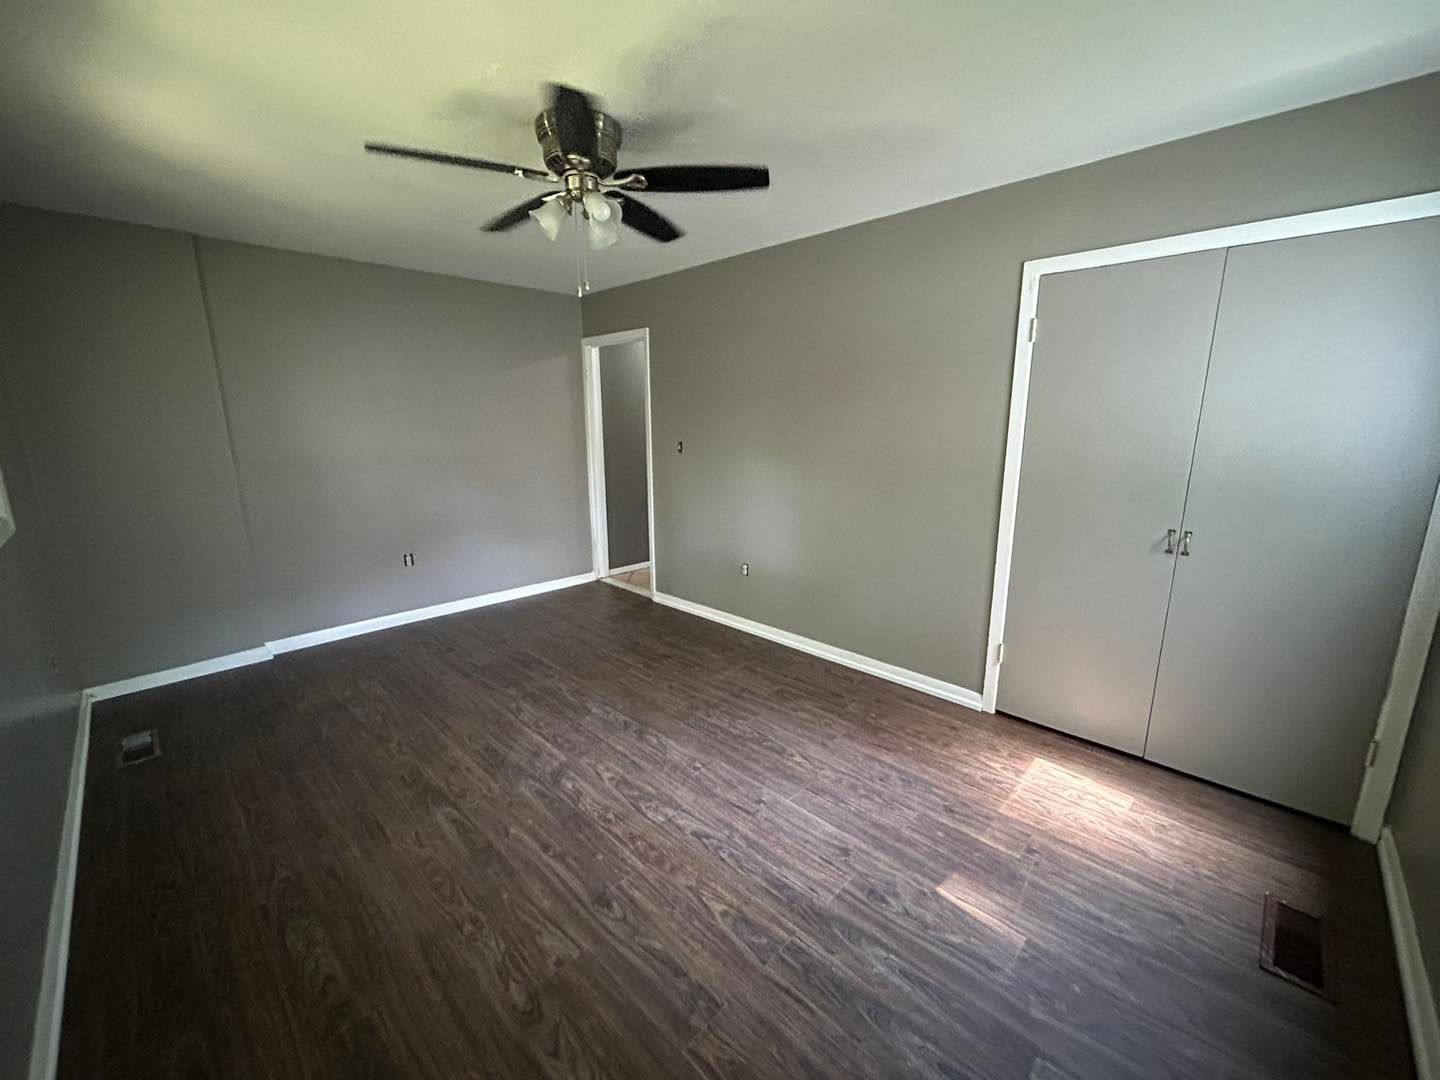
[984,193,1440,830]
[582,329,655,598]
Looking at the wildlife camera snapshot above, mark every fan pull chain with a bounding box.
[573,208,591,296]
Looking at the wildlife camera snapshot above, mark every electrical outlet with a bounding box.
[402,552,415,567]
[741,562,749,576]
[118,729,160,768]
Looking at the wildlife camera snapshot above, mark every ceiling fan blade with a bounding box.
[548,83,599,165]
[612,195,683,242]
[365,142,551,181]
[481,194,556,232]
[616,165,770,193]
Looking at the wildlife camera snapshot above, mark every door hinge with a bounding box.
[1027,317,1038,343]
[1365,739,1380,768]
[995,642,1005,665]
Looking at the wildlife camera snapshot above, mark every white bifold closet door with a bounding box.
[1001,215,1440,823]
[1144,218,1440,822]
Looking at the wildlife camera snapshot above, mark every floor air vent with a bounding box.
[1259,892,1325,996]
[118,729,161,768]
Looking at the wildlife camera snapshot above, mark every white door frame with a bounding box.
[980,190,1440,840]
[581,328,656,595]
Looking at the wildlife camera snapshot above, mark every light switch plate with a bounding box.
[0,466,14,549]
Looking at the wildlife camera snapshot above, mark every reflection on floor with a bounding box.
[606,565,651,593]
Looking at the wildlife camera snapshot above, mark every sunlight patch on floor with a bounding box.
[1001,757,1135,838]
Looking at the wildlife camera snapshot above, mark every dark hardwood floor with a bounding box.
[61,583,1413,1079]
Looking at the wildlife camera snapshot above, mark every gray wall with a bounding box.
[0,205,587,1073]
[0,207,264,684]
[194,240,588,640]
[0,204,588,682]
[1389,621,1440,1005]
[599,341,650,570]
[581,71,1440,690]
[0,366,80,1080]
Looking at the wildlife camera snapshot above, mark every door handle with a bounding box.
[1164,529,1177,555]
[1179,530,1193,557]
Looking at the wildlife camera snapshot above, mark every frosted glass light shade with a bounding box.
[582,191,612,222]
[529,197,569,241]
[588,218,618,249]
[586,196,623,249]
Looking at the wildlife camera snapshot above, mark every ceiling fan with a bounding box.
[365,83,770,251]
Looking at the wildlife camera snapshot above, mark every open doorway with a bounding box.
[582,329,654,597]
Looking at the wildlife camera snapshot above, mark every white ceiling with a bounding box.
[2,0,1437,295]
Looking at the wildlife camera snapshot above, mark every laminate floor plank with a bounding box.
[60,583,1414,1079]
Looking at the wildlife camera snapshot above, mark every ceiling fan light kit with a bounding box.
[365,82,770,292]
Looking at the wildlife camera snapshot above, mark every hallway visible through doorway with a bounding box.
[583,329,654,596]
[605,565,651,595]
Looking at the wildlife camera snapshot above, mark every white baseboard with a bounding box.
[652,591,984,711]
[267,571,596,654]
[1379,825,1439,1080]
[85,571,597,701]
[35,571,601,1065]
[86,647,274,702]
[28,693,92,1080]
[606,561,650,576]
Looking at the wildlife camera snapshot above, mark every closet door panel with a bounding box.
[999,251,1225,753]
[1145,218,1440,822]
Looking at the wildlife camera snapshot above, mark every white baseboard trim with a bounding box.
[34,571,601,1069]
[28,693,92,1080]
[266,571,596,654]
[652,591,984,711]
[607,561,650,576]
[86,647,274,702]
[83,571,598,702]
[1379,825,1439,1080]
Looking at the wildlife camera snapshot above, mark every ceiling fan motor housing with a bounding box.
[534,109,622,177]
